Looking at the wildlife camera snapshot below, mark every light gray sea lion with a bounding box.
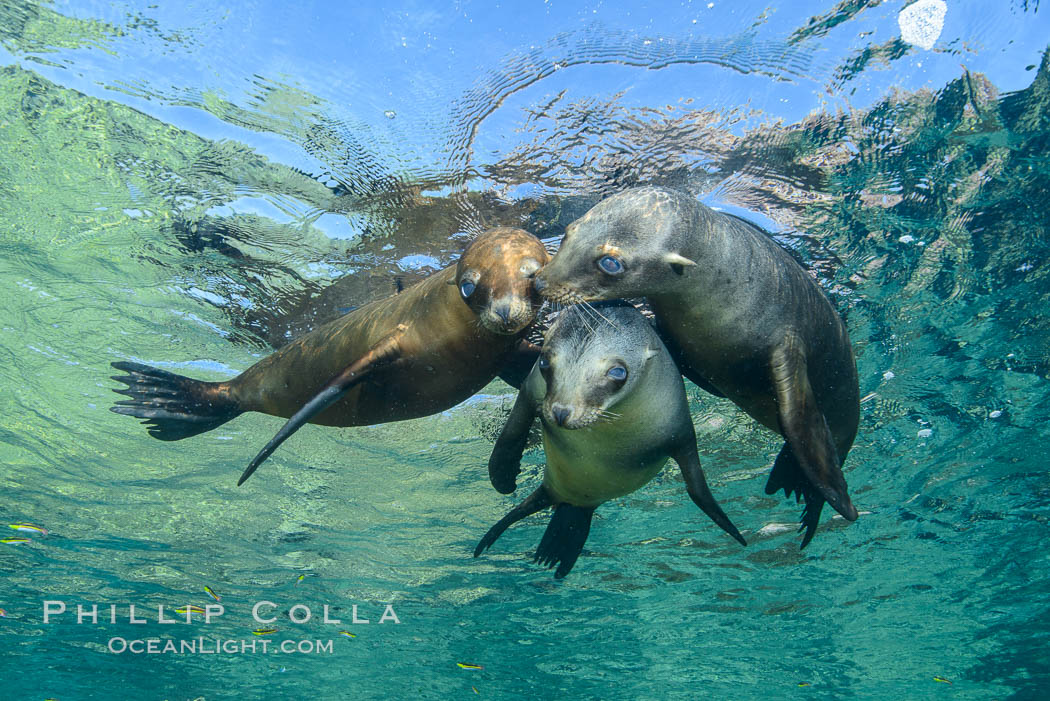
[111,227,550,485]
[533,187,860,546]
[474,301,745,578]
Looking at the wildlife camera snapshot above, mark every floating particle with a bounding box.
[384,110,396,119]
[898,0,947,50]
[883,370,895,380]
[757,522,795,536]
[899,234,915,243]
[989,410,1002,419]
[917,428,933,438]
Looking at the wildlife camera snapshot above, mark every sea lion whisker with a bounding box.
[566,300,597,333]
[566,297,602,333]
[581,300,621,330]
[576,306,598,334]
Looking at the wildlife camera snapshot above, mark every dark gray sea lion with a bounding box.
[474,302,745,578]
[533,187,860,546]
[111,227,550,484]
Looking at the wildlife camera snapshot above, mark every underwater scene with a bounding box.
[1,0,1049,698]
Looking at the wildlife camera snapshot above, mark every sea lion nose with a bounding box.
[552,406,570,426]
[495,305,511,324]
[532,275,547,293]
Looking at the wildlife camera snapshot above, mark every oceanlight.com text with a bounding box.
[108,637,335,655]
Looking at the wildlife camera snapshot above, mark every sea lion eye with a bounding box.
[597,255,625,276]
[460,280,476,298]
[607,365,627,381]
[538,355,551,370]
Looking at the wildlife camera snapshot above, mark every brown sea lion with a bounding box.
[533,187,860,546]
[111,227,550,484]
[474,302,745,578]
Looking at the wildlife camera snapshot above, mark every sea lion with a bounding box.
[111,226,550,484]
[474,302,745,578]
[533,186,860,547]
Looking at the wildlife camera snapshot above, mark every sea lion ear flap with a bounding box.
[663,252,696,276]
[643,347,660,361]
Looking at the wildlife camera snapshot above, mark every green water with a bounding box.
[1,1,1049,699]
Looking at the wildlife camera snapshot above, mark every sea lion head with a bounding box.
[538,302,659,430]
[534,187,698,303]
[456,227,550,335]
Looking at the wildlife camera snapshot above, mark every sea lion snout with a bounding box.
[532,267,589,305]
[541,399,606,430]
[479,292,538,335]
[550,404,570,427]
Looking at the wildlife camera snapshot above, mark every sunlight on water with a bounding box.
[1,1,1048,699]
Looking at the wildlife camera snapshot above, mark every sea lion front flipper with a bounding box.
[474,486,551,558]
[534,502,595,579]
[770,334,859,522]
[237,325,407,486]
[672,447,747,546]
[765,445,825,548]
[487,386,538,494]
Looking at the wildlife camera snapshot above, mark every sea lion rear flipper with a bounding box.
[236,325,407,486]
[496,340,542,390]
[474,486,551,558]
[487,386,538,494]
[673,447,747,546]
[534,503,595,579]
[765,445,825,548]
[770,335,859,522]
[110,361,241,440]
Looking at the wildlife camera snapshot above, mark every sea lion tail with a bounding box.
[534,503,595,579]
[109,361,241,441]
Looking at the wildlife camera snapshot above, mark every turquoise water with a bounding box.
[1,1,1048,698]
